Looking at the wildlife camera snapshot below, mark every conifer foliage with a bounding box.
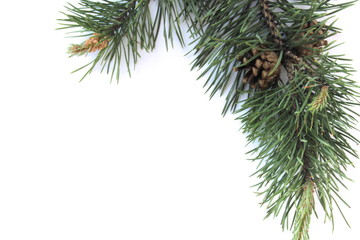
[58,1,359,239]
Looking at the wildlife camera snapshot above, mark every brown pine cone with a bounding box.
[235,48,281,89]
[297,20,328,57]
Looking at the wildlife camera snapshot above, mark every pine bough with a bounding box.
[58,1,359,239]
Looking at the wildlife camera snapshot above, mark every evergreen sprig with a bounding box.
[58,0,187,81]
[58,1,359,239]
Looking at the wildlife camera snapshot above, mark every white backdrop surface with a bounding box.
[0,1,359,240]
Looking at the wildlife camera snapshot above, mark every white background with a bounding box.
[0,1,359,239]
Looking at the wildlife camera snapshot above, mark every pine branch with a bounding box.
[58,0,189,81]
[58,1,360,239]
[58,0,150,80]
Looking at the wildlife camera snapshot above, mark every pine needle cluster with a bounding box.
[58,1,359,239]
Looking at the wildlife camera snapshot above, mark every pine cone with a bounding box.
[297,20,328,57]
[235,48,281,89]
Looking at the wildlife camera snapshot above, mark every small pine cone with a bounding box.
[297,20,328,56]
[236,48,281,89]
